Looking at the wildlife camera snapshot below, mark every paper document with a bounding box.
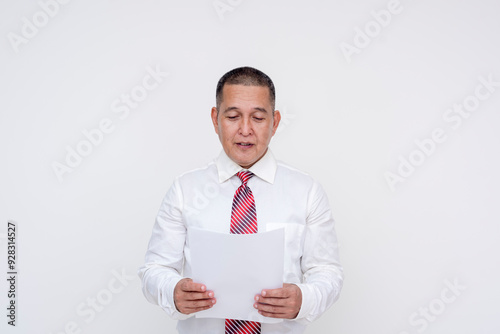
[189,227,284,323]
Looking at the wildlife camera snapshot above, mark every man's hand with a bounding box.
[254,283,302,319]
[174,278,216,314]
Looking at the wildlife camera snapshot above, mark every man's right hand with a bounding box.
[174,278,216,314]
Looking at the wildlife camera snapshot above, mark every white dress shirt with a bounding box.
[138,149,343,333]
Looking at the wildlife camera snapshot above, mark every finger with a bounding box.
[184,291,215,301]
[254,302,288,318]
[255,302,297,319]
[181,279,207,293]
[181,303,214,314]
[184,298,217,310]
[177,297,217,314]
[255,294,287,306]
[260,284,301,302]
[261,288,288,298]
[254,302,284,313]
[257,310,290,318]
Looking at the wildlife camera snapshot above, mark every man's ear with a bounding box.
[271,110,281,136]
[211,107,219,135]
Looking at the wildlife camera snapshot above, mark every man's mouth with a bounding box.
[237,143,254,147]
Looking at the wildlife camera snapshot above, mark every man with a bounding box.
[138,66,343,333]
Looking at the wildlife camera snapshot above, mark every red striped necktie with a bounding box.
[225,171,261,334]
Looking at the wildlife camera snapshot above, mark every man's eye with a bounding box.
[254,117,264,121]
[227,116,238,120]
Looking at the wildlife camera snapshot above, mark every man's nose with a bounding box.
[239,117,252,135]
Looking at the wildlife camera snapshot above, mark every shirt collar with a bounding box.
[215,148,277,184]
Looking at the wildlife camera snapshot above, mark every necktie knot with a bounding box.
[237,171,254,186]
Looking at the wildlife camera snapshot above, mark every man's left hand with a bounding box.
[254,283,302,319]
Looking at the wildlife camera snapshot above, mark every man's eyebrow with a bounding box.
[222,106,240,113]
[222,107,269,113]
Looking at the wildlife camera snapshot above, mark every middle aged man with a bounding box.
[139,66,343,334]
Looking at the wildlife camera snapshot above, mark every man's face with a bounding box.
[211,84,281,169]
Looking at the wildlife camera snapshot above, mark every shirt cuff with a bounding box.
[161,276,193,320]
[294,283,314,323]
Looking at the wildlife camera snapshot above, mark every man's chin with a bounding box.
[231,155,255,169]
[233,154,266,169]
[235,160,254,169]
[230,148,268,168]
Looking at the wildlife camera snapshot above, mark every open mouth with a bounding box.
[236,143,254,148]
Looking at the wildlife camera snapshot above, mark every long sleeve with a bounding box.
[294,180,343,324]
[137,178,192,320]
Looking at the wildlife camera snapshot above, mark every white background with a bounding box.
[1,0,499,333]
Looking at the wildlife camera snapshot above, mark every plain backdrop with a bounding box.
[1,0,499,333]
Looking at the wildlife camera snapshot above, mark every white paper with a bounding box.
[189,227,284,323]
